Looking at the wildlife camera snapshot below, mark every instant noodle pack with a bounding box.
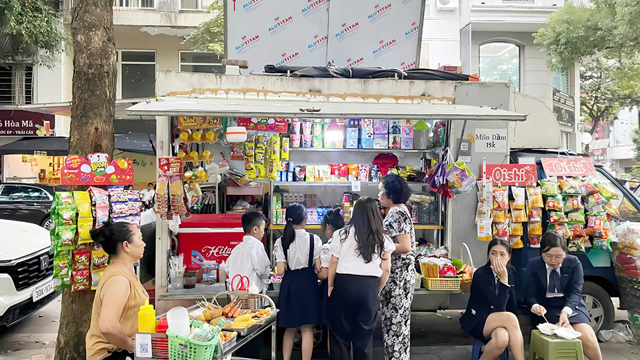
[50,186,143,291]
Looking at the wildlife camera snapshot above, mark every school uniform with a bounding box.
[524,255,591,327]
[460,262,518,342]
[274,229,322,328]
[318,241,332,326]
[328,227,395,360]
[226,235,271,293]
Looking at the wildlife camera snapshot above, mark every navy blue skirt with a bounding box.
[530,297,591,327]
[277,266,320,328]
[318,279,329,326]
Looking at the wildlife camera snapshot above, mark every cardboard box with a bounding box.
[389,120,402,134]
[401,137,413,149]
[438,65,463,74]
[346,128,359,138]
[361,127,374,138]
[402,125,414,137]
[389,134,402,149]
[374,134,389,149]
[361,119,373,128]
[360,137,374,149]
[346,136,358,149]
[374,119,388,134]
[348,118,361,128]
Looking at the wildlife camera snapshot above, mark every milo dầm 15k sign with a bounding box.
[0,110,55,136]
[61,153,134,185]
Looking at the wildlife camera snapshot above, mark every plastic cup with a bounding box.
[302,122,313,136]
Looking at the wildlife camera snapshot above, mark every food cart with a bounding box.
[125,73,533,320]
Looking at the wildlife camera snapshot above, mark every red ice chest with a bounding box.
[177,214,249,266]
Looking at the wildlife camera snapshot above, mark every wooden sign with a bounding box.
[485,164,537,186]
[61,153,134,185]
[541,157,596,177]
[237,117,288,133]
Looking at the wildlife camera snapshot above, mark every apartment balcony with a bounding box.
[112,0,215,28]
[470,0,566,32]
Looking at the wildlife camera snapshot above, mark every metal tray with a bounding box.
[222,319,262,336]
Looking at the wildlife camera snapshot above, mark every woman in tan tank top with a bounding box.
[86,222,148,360]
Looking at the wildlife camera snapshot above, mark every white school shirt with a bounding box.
[226,235,271,292]
[140,189,155,202]
[531,263,573,317]
[274,229,322,270]
[330,227,396,278]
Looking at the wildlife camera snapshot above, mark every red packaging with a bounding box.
[329,164,340,181]
[73,249,91,271]
[493,187,508,210]
[338,164,349,181]
[71,270,90,292]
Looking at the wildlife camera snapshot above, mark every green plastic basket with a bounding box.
[167,321,221,360]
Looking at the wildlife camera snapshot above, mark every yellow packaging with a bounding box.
[269,136,281,161]
[256,164,267,179]
[268,160,281,180]
[306,166,316,182]
[255,146,266,164]
[77,218,94,244]
[281,137,290,160]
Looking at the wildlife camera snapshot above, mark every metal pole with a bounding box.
[455,119,468,161]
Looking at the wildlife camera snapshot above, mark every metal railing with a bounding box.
[113,0,155,9]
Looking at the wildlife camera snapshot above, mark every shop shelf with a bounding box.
[289,148,441,153]
[273,181,430,187]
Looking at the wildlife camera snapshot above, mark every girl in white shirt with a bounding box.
[327,197,394,360]
[274,203,322,360]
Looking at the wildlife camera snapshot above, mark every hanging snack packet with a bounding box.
[549,211,559,224]
[526,187,544,208]
[528,206,542,222]
[111,201,129,218]
[528,221,542,236]
[594,182,619,200]
[529,235,541,248]
[55,192,76,209]
[492,209,506,223]
[54,277,71,291]
[269,136,281,161]
[570,224,587,239]
[77,218,93,245]
[281,137,290,161]
[568,237,586,254]
[74,191,92,219]
[493,187,509,210]
[511,208,527,223]
[91,271,103,291]
[339,164,349,181]
[510,235,524,249]
[56,207,77,227]
[546,195,564,212]
[73,249,91,271]
[512,187,526,210]
[53,251,72,279]
[585,193,607,210]
[604,201,620,218]
[540,180,559,196]
[108,187,127,203]
[548,223,565,238]
[586,215,602,237]
[593,237,612,251]
[493,222,509,239]
[510,223,524,236]
[55,226,76,250]
[358,165,371,182]
[579,181,599,197]
[567,210,586,225]
[91,245,109,272]
[563,196,583,212]
[561,180,582,195]
[557,212,568,223]
[561,223,571,239]
[477,218,492,242]
[71,270,90,292]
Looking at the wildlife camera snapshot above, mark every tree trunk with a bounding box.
[54,1,116,359]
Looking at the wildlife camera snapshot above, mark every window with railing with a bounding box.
[113,0,155,9]
[0,66,34,105]
[180,0,214,10]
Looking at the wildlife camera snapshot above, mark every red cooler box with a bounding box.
[177,214,246,266]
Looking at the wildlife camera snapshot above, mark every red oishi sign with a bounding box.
[485,164,537,186]
[541,157,596,177]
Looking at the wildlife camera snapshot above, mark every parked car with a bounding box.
[0,219,59,327]
[0,183,65,230]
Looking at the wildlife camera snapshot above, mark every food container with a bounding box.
[183,264,200,289]
[221,331,238,353]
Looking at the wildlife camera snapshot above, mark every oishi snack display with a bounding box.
[512,187,526,210]
[564,196,583,212]
[561,180,582,195]
[528,222,543,236]
[477,218,492,242]
[492,209,506,223]
[527,187,544,208]
[71,270,90,292]
[493,187,509,210]
[540,180,559,196]
[546,195,564,212]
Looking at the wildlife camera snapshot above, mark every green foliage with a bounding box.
[534,0,640,135]
[185,0,224,55]
[0,0,68,68]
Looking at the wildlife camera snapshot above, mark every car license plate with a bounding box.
[32,280,54,302]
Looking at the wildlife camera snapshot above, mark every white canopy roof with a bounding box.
[126,96,527,121]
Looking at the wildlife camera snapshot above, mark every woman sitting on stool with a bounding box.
[460,239,525,360]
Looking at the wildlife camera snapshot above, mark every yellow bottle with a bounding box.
[138,300,156,333]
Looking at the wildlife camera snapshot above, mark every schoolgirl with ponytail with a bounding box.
[274,203,322,360]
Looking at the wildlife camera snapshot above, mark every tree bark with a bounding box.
[54,1,116,359]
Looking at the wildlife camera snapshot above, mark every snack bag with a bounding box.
[169,174,187,216]
[91,271,103,291]
[231,143,244,160]
[255,144,266,165]
[549,211,559,224]
[595,182,619,200]
[548,223,566,238]
[579,181,599,197]
[155,174,169,216]
[585,193,607,210]
[570,224,587,239]
[528,206,542,222]
[568,237,586,254]
[529,235,541,248]
[557,212,569,223]
[477,218,492,242]
[561,223,571,239]
[493,187,509,210]
[526,187,544,208]
[269,136,281,161]
[91,245,109,272]
[111,201,129,218]
[53,251,72,279]
[90,187,109,206]
[74,191,92,219]
[546,195,563,212]
[55,192,76,209]
[56,207,77,227]
[561,180,582,195]
[108,187,127,203]
[54,277,71,291]
[511,208,527,223]
[71,270,90,292]
[348,164,359,182]
[540,180,559,196]
[77,218,93,245]
[604,201,620,218]
[510,223,524,236]
[73,249,91,271]
[512,187,526,210]
[528,222,542,236]
[593,237,612,251]
[281,137,290,161]
[510,235,524,249]
[338,164,349,181]
[55,226,76,250]
[563,196,583,212]
[567,210,586,225]
[492,209,506,223]
[493,222,509,239]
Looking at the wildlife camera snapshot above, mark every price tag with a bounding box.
[136,334,152,358]
[352,181,361,192]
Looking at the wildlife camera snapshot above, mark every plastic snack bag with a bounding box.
[604,201,621,218]
[492,209,506,223]
[568,237,586,254]
[594,237,612,251]
[529,235,541,248]
[510,223,524,236]
[91,271,103,291]
[55,226,76,250]
[493,222,509,239]
[512,187,526,210]
[155,175,169,216]
[561,180,582,195]
[526,187,544,208]
[548,223,566,238]
[567,210,586,225]
[585,193,607,210]
[528,221,542,236]
[564,196,583,212]
[77,218,93,245]
[55,192,76,209]
[570,224,587,239]
[595,182,619,200]
[281,137,290,161]
[477,218,492,242]
[71,270,90,292]
[557,212,568,223]
[528,206,542,222]
[511,208,527,223]
[348,164,359,182]
[561,223,571,239]
[56,207,77,227]
[91,245,109,272]
[540,180,559,196]
[546,195,564,212]
[579,181,599,197]
[74,191,92,219]
[510,235,524,249]
[53,251,72,279]
[549,211,559,224]
[493,187,509,210]
[73,249,91,271]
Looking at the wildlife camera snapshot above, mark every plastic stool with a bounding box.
[471,338,509,360]
[528,330,584,360]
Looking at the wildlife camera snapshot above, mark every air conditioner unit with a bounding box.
[436,0,459,11]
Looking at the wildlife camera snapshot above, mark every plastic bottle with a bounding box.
[212,261,219,283]
[138,300,156,333]
[156,317,168,334]
[202,261,216,284]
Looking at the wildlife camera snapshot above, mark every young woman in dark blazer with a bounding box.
[460,239,525,360]
[524,232,602,360]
